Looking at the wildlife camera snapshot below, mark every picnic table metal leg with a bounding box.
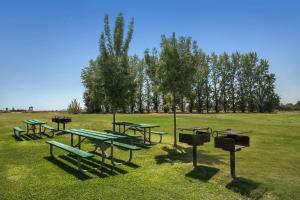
[143,128,146,144]
[230,151,236,179]
[123,125,125,133]
[148,128,151,144]
[57,122,60,131]
[32,125,36,135]
[26,124,29,134]
[110,141,115,166]
[50,144,54,157]
[78,135,81,149]
[71,133,74,147]
[39,124,42,137]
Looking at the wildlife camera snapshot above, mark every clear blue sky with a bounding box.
[0,0,299,110]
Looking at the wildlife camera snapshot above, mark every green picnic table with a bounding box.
[113,121,160,144]
[23,119,46,136]
[63,128,134,167]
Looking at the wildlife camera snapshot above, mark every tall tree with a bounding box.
[98,13,134,131]
[243,52,258,112]
[159,33,195,146]
[229,52,239,112]
[218,52,230,112]
[210,53,220,113]
[144,48,161,112]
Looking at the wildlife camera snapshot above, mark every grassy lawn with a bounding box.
[0,112,300,200]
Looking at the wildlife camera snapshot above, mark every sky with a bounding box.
[0,0,299,110]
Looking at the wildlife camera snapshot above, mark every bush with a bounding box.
[67,99,81,114]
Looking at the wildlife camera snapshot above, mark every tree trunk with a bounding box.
[173,93,177,147]
[189,98,193,113]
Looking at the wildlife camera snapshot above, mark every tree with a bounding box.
[67,99,81,114]
[98,13,134,131]
[144,48,161,112]
[192,44,209,113]
[210,53,220,113]
[159,33,195,146]
[218,52,230,112]
[229,52,239,112]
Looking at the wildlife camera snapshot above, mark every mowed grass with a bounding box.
[0,112,300,200]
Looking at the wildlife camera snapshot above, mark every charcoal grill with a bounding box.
[178,127,211,167]
[52,116,72,130]
[213,129,251,179]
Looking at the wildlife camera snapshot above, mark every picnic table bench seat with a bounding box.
[46,141,94,172]
[42,124,56,137]
[128,127,167,143]
[13,127,25,137]
[150,131,167,143]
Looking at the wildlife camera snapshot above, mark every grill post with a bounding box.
[230,151,236,179]
[193,145,197,167]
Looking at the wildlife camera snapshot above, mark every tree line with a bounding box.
[81,13,280,115]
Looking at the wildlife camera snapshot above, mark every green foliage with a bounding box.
[81,16,280,114]
[99,13,134,112]
[67,99,81,114]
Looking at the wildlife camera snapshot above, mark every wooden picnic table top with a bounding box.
[23,119,46,125]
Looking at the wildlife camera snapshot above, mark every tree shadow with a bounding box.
[155,145,225,165]
[226,177,268,199]
[185,165,219,182]
[44,156,91,180]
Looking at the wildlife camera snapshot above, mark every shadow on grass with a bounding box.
[44,152,134,179]
[12,134,42,141]
[44,156,91,180]
[226,177,268,199]
[155,145,224,165]
[185,165,219,182]
[91,151,140,169]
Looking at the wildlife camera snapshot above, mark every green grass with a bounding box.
[1,112,300,200]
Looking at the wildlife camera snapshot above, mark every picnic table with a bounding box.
[63,129,130,166]
[113,121,160,144]
[23,119,46,136]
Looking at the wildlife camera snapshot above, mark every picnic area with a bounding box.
[1,112,300,200]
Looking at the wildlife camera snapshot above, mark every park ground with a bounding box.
[0,112,300,200]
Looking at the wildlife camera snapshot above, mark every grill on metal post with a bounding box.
[213,129,251,179]
[178,127,211,168]
[52,116,72,131]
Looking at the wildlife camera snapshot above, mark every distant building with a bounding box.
[28,106,33,112]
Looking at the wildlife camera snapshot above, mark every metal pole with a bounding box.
[193,145,197,167]
[230,151,236,179]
